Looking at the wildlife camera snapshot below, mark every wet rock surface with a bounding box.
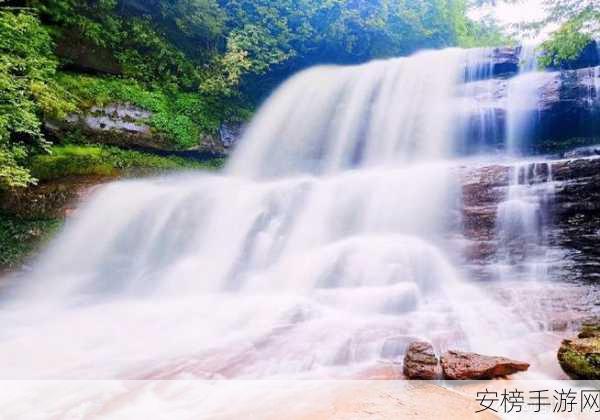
[440,350,530,380]
[403,341,440,380]
[558,318,600,379]
[460,156,600,282]
[550,158,600,281]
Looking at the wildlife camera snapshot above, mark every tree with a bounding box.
[538,0,600,66]
[0,9,69,188]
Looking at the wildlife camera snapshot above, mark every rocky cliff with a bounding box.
[460,154,600,283]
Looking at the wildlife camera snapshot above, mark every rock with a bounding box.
[564,145,600,159]
[464,48,519,82]
[491,47,520,77]
[546,157,600,280]
[458,156,600,282]
[558,319,600,379]
[403,341,440,380]
[46,104,239,156]
[55,30,122,75]
[220,122,244,149]
[45,103,175,151]
[534,66,600,152]
[440,350,529,380]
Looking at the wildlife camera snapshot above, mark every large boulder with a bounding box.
[45,104,174,151]
[219,122,244,149]
[440,350,529,380]
[558,319,600,379]
[403,341,441,380]
[45,104,238,156]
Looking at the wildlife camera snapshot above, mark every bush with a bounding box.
[0,214,62,270]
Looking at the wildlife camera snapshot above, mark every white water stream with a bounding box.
[0,48,579,380]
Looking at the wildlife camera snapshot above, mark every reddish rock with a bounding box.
[403,341,440,380]
[441,350,529,380]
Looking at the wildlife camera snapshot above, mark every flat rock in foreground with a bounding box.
[441,350,529,380]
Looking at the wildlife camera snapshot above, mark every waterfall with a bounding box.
[495,162,556,281]
[459,48,501,153]
[0,48,550,380]
[228,49,467,177]
[505,44,554,155]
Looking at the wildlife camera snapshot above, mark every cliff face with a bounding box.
[552,158,600,281]
[460,155,600,283]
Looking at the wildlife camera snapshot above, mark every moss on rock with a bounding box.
[558,319,600,379]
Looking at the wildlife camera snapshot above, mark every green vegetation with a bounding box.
[54,74,224,149]
[471,0,598,67]
[30,145,225,181]
[0,214,62,270]
[0,9,72,188]
[539,13,598,67]
[558,320,600,380]
[539,0,599,67]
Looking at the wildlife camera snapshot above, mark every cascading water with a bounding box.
[505,44,554,155]
[495,162,556,281]
[228,50,467,177]
[458,48,501,153]
[588,40,600,105]
[493,45,558,283]
[0,48,565,380]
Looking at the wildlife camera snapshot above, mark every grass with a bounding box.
[30,144,225,182]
